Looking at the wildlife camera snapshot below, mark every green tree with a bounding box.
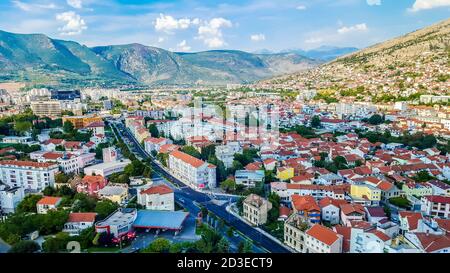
[16,195,42,213]
[368,114,383,125]
[55,173,71,184]
[14,121,32,135]
[311,115,321,128]
[181,146,202,159]
[8,240,41,253]
[42,232,70,253]
[142,238,171,253]
[63,121,75,134]
[148,123,160,138]
[220,179,237,193]
[217,237,230,253]
[95,200,118,220]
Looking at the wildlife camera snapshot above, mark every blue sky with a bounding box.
[0,0,449,52]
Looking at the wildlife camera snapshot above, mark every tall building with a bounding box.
[102,147,117,163]
[0,160,59,192]
[168,150,216,189]
[30,101,61,117]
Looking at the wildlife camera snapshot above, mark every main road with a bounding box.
[109,120,291,253]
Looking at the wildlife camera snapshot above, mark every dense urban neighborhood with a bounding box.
[0,3,449,257]
[0,78,449,254]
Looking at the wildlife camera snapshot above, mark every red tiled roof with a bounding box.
[43,139,64,145]
[399,211,423,230]
[42,152,63,160]
[340,204,365,216]
[333,225,351,252]
[82,175,107,185]
[141,184,174,195]
[68,212,97,223]
[37,196,62,205]
[424,195,450,204]
[291,195,320,212]
[306,224,340,246]
[170,150,206,168]
[414,233,450,253]
[318,197,348,208]
[368,230,391,242]
[0,160,57,168]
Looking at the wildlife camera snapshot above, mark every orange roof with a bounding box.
[43,152,64,160]
[306,224,340,246]
[170,150,206,168]
[340,204,365,216]
[399,211,423,230]
[68,212,97,223]
[0,160,57,168]
[377,181,394,191]
[141,184,173,195]
[37,196,62,205]
[159,144,180,154]
[291,195,320,212]
[368,230,391,242]
[82,175,107,185]
[318,197,348,208]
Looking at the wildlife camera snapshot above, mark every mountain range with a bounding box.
[254,46,359,62]
[0,30,323,87]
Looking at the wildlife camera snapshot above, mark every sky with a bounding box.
[0,0,449,52]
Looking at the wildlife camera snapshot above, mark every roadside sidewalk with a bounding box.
[225,204,293,252]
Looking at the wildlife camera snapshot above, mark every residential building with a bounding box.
[234,170,265,188]
[63,212,97,236]
[402,182,433,198]
[291,195,321,224]
[284,214,310,253]
[404,232,450,253]
[37,196,62,214]
[421,195,450,218]
[276,167,295,181]
[77,175,108,196]
[0,183,24,214]
[30,100,61,117]
[0,160,59,192]
[168,150,216,189]
[319,197,347,225]
[102,147,117,163]
[243,194,272,226]
[350,183,381,206]
[305,224,343,253]
[137,184,174,211]
[350,225,391,253]
[98,184,129,204]
[399,211,423,234]
[340,204,366,226]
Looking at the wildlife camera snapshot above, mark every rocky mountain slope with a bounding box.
[258,18,450,102]
[0,30,319,87]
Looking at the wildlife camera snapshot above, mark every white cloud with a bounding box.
[250,34,266,42]
[338,23,368,34]
[366,0,381,6]
[296,5,307,10]
[157,37,166,43]
[56,11,87,35]
[409,0,450,12]
[176,40,191,51]
[67,0,82,9]
[197,17,232,48]
[12,1,58,12]
[154,14,199,34]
